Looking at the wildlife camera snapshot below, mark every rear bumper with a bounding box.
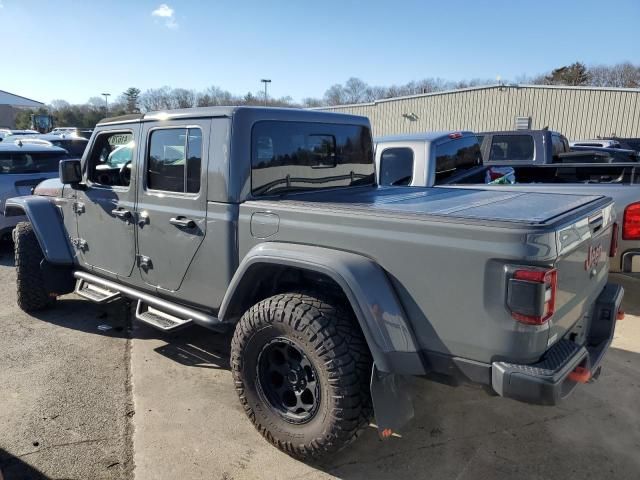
[491,283,623,405]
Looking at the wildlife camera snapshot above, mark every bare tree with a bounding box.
[323,84,347,106]
[140,87,173,112]
[170,88,196,109]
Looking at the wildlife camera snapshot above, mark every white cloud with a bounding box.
[152,4,173,17]
[152,4,178,29]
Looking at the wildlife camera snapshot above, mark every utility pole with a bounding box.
[260,79,271,106]
[101,93,111,115]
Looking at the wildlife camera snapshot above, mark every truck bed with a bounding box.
[241,185,614,367]
[265,185,607,228]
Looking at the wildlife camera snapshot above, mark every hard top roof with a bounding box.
[97,106,368,126]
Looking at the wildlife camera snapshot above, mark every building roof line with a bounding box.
[315,84,640,110]
[0,89,45,107]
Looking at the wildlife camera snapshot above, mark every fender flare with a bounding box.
[4,196,74,265]
[219,242,426,375]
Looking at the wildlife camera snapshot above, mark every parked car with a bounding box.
[0,142,69,240]
[3,134,89,158]
[7,107,623,459]
[375,132,640,277]
[570,139,622,149]
[0,129,39,141]
[50,127,94,139]
[476,129,620,165]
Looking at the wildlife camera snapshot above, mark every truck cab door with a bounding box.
[135,120,210,291]
[76,126,140,277]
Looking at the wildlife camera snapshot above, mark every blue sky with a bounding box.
[2,0,639,105]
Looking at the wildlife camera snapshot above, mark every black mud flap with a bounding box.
[370,364,414,438]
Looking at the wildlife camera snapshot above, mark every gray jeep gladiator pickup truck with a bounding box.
[6,107,624,459]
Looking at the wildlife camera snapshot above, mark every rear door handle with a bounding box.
[170,217,196,229]
[112,208,132,220]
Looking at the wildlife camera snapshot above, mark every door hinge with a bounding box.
[73,202,85,214]
[71,237,88,251]
[137,255,152,270]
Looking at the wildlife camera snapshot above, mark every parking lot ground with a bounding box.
[1,238,639,480]
[0,242,134,480]
[132,274,640,480]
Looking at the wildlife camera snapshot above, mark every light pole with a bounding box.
[101,93,111,115]
[260,79,271,106]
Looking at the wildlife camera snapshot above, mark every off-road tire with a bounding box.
[231,291,373,460]
[14,222,55,312]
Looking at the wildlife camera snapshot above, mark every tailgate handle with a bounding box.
[589,215,603,234]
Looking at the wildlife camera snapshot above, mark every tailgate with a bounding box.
[550,202,616,345]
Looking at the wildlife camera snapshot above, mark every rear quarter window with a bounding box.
[434,136,481,183]
[379,147,414,186]
[251,121,374,196]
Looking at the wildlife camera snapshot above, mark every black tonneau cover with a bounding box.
[269,186,609,227]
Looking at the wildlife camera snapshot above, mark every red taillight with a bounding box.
[609,222,619,257]
[623,202,640,240]
[448,132,463,139]
[510,268,557,325]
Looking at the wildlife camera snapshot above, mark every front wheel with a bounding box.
[14,222,56,312]
[231,291,373,460]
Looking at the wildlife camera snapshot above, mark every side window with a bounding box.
[87,131,134,187]
[434,137,481,183]
[551,135,564,158]
[147,127,202,193]
[379,147,414,186]
[489,135,534,162]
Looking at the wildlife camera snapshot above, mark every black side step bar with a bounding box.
[73,271,225,331]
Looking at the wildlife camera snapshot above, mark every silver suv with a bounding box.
[0,142,67,239]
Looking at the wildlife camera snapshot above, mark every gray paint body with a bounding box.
[375,135,640,276]
[5,107,617,379]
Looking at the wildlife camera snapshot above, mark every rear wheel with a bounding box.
[231,291,373,460]
[14,222,56,312]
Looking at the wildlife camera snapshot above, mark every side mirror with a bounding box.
[59,159,82,185]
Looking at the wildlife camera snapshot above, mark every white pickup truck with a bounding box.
[375,132,640,276]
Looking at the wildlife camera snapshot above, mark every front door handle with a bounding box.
[170,216,196,229]
[112,208,132,220]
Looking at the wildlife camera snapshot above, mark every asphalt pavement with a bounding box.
[1,239,639,480]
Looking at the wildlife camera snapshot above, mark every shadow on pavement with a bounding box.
[30,296,231,370]
[0,448,49,480]
[151,327,231,370]
[0,241,14,267]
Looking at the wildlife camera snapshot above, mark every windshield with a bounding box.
[101,140,134,168]
[251,121,374,196]
[0,151,67,174]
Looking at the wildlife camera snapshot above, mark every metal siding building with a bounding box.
[318,85,640,140]
[0,90,44,128]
